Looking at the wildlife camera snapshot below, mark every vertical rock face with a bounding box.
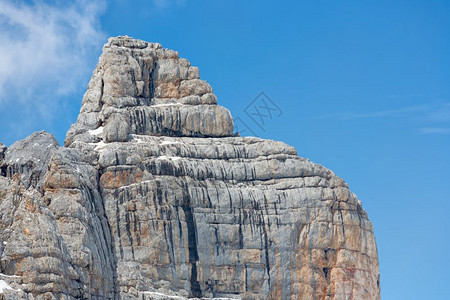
[0,37,380,300]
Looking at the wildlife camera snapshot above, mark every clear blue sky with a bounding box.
[1,1,449,299]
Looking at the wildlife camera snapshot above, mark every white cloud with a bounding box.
[0,0,106,116]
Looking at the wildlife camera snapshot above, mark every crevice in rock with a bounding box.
[0,166,6,177]
[99,78,105,108]
[260,214,271,289]
[323,267,329,281]
[97,173,120,299]
[181,183,202,298]
[148,60,157,99]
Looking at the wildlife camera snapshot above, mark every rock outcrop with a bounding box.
[0,36,380,300]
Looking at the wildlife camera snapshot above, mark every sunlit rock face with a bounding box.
[0,36,380,300]
[65,36,233,147]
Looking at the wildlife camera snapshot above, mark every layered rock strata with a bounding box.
[0,36,380,300]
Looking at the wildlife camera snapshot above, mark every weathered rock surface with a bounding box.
[0,143,6,162]
[1,131,59,190]
[0,36,380,300]
[65,36,233,148]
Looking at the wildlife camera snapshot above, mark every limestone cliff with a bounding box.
[0,36,380,300]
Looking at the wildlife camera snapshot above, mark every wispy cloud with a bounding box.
[153,0,187,9]
[427,103,450,123]
[418,127,450,134]
[0,0,106,117]
[314,101,450,135]
[386,93,440,99]
[315,105,430,120]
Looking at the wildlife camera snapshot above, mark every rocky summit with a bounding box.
[0,36,380,300]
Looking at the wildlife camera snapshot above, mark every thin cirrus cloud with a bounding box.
[418,127,450,134]
[314,101,450,134]
[427,103,450,123]
[314,104,430,120]
[153,0,187,9]
[0,0,106,117]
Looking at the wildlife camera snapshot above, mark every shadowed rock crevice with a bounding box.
[183,205,201,297]
[0,36,380,300]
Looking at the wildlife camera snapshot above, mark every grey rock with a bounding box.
[0,36,380,300]
[1,131,59,189]
[0,148,116,299]
[0,143,6,163]
[65,36,233,146]
[104,113,131,142]
[94,136,379,299]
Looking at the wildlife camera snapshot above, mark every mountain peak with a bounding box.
[65,36,233,146]
[1,37,380,300]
